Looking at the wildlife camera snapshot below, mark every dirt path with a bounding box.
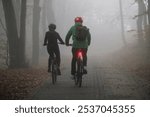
[31,57,150,100]
[1,45,150,100]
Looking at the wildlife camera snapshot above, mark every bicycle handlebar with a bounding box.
[58,42,66,45]
[67,44,73,46]
[43,42,65,46]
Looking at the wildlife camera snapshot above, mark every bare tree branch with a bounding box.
[133,11,148,19]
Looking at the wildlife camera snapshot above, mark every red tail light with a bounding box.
[78,51,83,59]
[76,50,83,60]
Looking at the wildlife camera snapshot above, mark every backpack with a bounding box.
[75,25,89,41]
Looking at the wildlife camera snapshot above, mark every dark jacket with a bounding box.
[44,30,64,48]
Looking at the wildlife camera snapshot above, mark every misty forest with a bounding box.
[0,0,150,99]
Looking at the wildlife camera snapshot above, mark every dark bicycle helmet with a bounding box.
[48,23,56,30]
[74,17,83,23]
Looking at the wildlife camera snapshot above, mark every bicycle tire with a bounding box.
[52,72,56,84]
[52,64,57,84]
[77,61,83,87]
[78,76,82,87]
[74,75,78,85]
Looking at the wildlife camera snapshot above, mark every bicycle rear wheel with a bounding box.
[52,64,57,84]
[74,74,78,85]
[77,61,83,87]
[78,75,82,87]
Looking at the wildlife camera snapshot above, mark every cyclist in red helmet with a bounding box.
[74,17,83,23]
[65,17,91,76]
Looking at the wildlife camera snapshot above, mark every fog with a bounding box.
[1,0,138,67]
[2,0,150,100]
[50,0,137,56]
[35,0,137,61]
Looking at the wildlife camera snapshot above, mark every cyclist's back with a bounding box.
[44,24,65,74]
[45,30,61,48]
[65,17,91,76]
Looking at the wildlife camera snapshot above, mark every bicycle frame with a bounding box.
[74,49,84,87]
[51,57,58,84]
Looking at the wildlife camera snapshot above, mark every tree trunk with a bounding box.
[13,0,21,36]
[119,0,127,46]
[146,0,150,44]
[2,0,19,68]
[42,0,47,35]
[18,0,27,67]
[32,0,41,66]
[148,0,150,24]
[137,0,147,44]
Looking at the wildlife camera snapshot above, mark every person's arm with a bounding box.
[57,33,65,44]
[87,30,91,46]
[43,32,48,46]
[65,27,73,46]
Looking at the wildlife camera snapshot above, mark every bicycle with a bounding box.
[50,55,58,84]
[48,43,64,85]
[74,49,84,87]
[68,44,85,87]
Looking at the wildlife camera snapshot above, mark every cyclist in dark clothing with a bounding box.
[43,24,65,75]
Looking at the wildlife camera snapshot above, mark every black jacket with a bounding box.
[44,30,64,48]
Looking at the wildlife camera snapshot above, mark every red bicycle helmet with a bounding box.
[74,17,83,23]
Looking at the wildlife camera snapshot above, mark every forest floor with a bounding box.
[105,43,150,81]
[0,43,150,99]
[0,68,48,99]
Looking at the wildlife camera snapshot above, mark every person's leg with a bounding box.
[54,47,61,67]
[54,47,61,75]
[47,46,54,72]
[71,48,76,75]
[83,48,88,66]
[83,48,88,74]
